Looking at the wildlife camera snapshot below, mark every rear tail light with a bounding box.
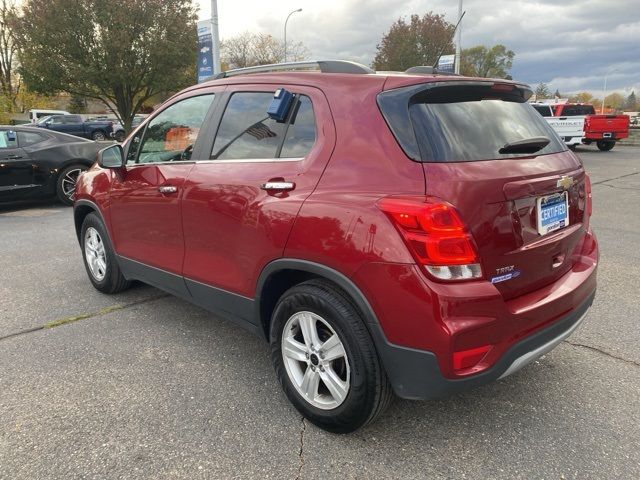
[377,196,483,281]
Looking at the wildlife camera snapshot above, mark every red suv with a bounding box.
[74,61,598,433]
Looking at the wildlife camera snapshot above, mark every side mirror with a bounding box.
[97,144,124,169]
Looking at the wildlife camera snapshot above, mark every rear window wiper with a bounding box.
[499,136,550,154]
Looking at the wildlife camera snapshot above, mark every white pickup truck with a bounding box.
[531,103,585,149]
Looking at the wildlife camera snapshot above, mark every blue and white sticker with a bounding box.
[491,270,521,284]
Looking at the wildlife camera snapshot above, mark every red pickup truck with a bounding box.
[552,104,630,151]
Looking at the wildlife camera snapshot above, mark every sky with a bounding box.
[196,0,640,98]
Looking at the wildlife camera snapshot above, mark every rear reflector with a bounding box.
[453,345,492,372]
[377,196,483,281]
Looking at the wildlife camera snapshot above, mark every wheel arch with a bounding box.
[255,260,383,343]
[73,199,107,243]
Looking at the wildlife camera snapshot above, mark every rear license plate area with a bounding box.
[536,191,569,235]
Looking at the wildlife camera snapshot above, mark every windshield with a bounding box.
[35,115,53,125]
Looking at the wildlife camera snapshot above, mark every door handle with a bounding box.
[158,185,178,194]
[260,181,295,192]
[6,155,23,159]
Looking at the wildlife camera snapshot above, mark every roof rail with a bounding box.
[213,60,375,79]
[405,66,461,76]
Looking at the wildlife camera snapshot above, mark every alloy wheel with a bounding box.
[281,311,351,410]
[61,167,83,201]
[84,227,107,281]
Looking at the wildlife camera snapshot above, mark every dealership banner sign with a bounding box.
[197,20,215,83]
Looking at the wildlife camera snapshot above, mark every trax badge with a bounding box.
[491,265,521,284]
[557,175,574,190]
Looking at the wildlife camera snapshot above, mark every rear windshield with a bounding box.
[379,83,566,162]
[558,105,595,116]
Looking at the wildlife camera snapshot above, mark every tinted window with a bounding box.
[131,94,214,164]
[65,115,83,124]
[398,85,566,162]
[0,130,18,149]
[560,105,595,116]
[50,116,64,124]
[212,93,287,160]
[281,95,316,158]
[532,105,552,117]
[18,131,47,146]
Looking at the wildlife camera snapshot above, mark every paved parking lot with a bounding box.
[1,145,639,479]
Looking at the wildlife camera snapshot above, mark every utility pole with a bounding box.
[211,0,221,74]
[455,0,463,74]
[601,68,619,114]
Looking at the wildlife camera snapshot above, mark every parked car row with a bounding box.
[532,102,630,150]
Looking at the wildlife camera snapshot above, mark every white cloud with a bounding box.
[197,0,640,92]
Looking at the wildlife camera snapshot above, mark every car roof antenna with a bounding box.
[431,11,466,70]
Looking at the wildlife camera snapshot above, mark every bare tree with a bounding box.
[0,0,19,108]
[221,31,309,69]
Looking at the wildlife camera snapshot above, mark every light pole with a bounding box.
[601,68,619,114]
[455,0,463,74]
[211,0,221,74]
[284,8,302,63]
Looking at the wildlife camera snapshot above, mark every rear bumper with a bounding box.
[584,131,628,141]
[375,290,594,400]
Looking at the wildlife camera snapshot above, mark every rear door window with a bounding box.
[211,92,316,160]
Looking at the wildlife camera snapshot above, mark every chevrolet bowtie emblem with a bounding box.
[557,175,574,190]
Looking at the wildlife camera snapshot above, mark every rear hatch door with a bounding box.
[378,80,588,299]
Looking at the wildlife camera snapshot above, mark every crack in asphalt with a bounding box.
[596,183,640,191]
[0,294,169,342]
[563,339,640,368]
[295,417,306,480]
[591,171,640,185]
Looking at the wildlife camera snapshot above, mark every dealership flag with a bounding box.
[197,20,215,83]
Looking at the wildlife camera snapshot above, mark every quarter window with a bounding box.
[211,92,316,160]
[18,131,47,146]
[130,94,215,164]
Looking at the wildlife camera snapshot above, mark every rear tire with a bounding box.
[81,213,130,294]
[597,140,615,151]
[56,164,87,205]
[91,131,107,141]
[114,131,126,143]
[270,279,393,433]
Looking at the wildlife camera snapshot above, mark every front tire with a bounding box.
[270,280,393,433]
[81,213,130,294]
[597,140,615,151]
[56,164,87,205]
